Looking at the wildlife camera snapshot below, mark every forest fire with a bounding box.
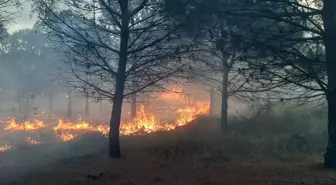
[0,145,13,152]
[53,120,109,141]
[25,137,41,145]
[0,89,210,151]
[5,119,46,132]
[120,105,176,135]
[176,101,210,126]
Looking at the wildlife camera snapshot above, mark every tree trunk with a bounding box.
[18,95,23,118]
[24,98,30,121]
[85,92,89,119]
[264,92,272,114]
[109,84,125,158]
[220,65,229,132]
[209,88,215,116]
[130,79,137,120]
[131,94,137,119]
[99,100,103,116]
[322,0,336,169]
[66,90,72,120]
[109,0,129,158]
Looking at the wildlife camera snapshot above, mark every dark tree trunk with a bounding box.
[322,0,336,169]
[220,66,229,132]
[85,92,89,118]
[109,83,125,158]
[325,91,336,169]
[24,98,30,121]
[131,80,137,120]
[66,90,72,120]
[264,93,272,114]
[99,100,103,116]
[209,88,215,116]
[109,0,129,158]
[18,95,23,118]
[131,94,137,119]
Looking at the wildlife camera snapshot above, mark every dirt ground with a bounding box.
[7,148,336,185]
[1,118,336,185]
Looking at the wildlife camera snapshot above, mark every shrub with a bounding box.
[147,105,327,163]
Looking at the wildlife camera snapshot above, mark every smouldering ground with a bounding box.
[1,117,335,185]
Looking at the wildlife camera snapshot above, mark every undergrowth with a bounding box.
[145,106,328,164]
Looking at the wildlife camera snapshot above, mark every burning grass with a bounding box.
[5,119,46,132]
[5,113,335,185]
[25,136,41,145]
[0,90,210,152]
[0,145,13,152]
[1,90,331,184]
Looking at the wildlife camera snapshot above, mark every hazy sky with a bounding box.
[7,4,37,33]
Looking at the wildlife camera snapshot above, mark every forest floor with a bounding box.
[1,117,336,185]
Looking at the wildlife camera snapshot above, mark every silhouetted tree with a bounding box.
[33,0,192,157]
[0,0,21,39]
[0,28,62,119]
[163,0,284,131]
[167,0,336,169]
[321,0,336,169]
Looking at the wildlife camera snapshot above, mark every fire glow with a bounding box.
[25,137,41,145]
[5,119,46,132]
[0,145,13,152]
[0,89,210,152]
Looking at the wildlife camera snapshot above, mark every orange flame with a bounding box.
[57,132,76,142]
[5,119,46,132]
[176,101,210,126]
[25,137,41,145]
[0,88,210,149]
[52,120,109,141]
[120,105,175,135]
[0,145,13,152]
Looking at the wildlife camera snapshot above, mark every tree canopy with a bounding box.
[0,28,62,94]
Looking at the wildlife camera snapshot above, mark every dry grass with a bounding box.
[3,110,336,185]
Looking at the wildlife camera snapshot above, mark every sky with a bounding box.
[6,4,37,33]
